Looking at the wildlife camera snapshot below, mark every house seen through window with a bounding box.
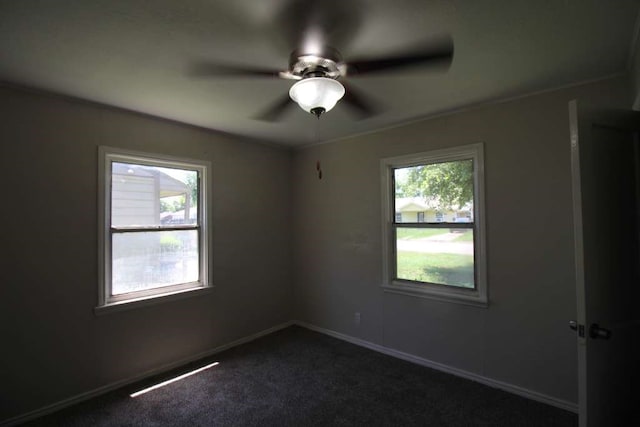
[99,147,211,309]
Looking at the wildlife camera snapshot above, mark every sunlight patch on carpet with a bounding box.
[130,362,219,397]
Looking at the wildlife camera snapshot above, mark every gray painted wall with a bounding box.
[0,86,292,422]
[291,76,631,404]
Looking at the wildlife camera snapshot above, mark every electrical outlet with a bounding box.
[354,312,361,325]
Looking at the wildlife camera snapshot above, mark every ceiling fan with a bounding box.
[190,0,454,121]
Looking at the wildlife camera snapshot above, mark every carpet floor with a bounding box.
[24,326,577,426]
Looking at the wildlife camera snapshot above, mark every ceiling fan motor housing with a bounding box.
[289,48,343,80]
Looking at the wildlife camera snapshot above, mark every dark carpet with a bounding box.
[24,326,577,426]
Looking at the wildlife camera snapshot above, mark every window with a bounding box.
[98,147,211,311]
[381,143,487,306]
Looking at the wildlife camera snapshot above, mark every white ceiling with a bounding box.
[1,0,638,147]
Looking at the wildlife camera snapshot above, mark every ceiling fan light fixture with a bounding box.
[289,77,345,117]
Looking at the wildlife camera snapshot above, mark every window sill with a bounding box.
[381,282,488,308]
[94,285,214,316]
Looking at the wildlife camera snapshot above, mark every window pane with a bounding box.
[112,230,199,295]
[111,162,198,227]
[395,228,474,288]
[394,159,474,223]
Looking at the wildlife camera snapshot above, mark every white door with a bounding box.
[569,100,640,427]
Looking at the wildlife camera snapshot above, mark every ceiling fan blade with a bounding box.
[346,36,454,76]
[275,0,363,52]
[253,94,295,121]
[342,83,383,119]
[188,62,283,78]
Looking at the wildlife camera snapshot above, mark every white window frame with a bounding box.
[96,146,213,314]
[380,143,487,307]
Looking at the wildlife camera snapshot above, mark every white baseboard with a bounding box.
[1,321,294,427]
[294,320,578,414]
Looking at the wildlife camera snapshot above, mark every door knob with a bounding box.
[589,323,612,340]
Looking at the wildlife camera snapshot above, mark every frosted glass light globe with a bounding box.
[289,77,345,115]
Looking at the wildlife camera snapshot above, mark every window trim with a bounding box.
[380,143,488,307]
[97,146,213,313]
